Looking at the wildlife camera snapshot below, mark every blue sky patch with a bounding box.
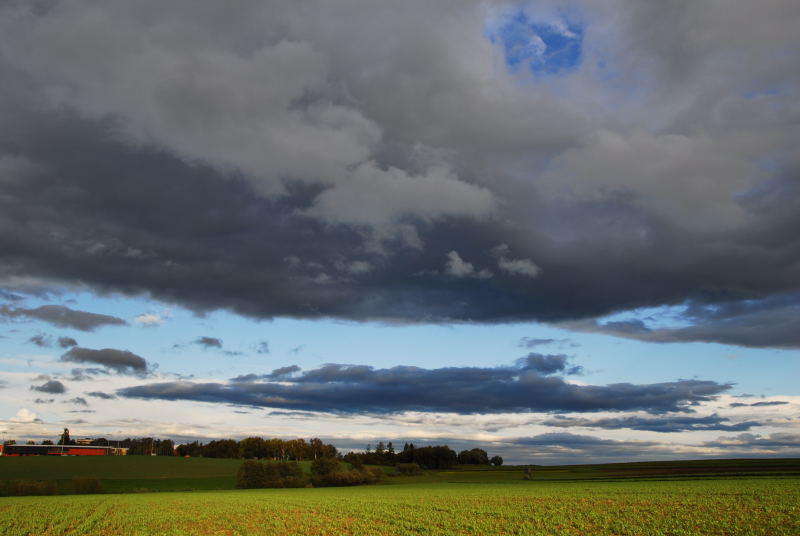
[487,9,583,76]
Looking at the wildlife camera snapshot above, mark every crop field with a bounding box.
[0,456,249,493]
[1,458,799,534]
[1,478,799,535]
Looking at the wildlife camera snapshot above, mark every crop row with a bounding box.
[1,478,798,535]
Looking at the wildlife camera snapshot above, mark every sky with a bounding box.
[0,0,799,464]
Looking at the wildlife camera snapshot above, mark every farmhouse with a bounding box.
[0,444,128,456]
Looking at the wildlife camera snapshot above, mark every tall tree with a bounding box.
[309,438,324,459]
[239,437,268,459]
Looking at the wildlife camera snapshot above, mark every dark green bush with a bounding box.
[310,457,340,476]
[0,479,57,496]
[263,461,306,488]
[314,467,383,487]
[347,456,364,470]
[236,460,307,488]
[236,460,266,488]
[73,477,104,494]
[395,463,422,476]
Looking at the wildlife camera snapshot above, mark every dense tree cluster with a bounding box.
[122,438,176,456]
[236,460,307,488]
[343,442,501,470]
[310,457,384,487]
[457,448,489,465]
[176,437,337,460]
[235,457,382,488]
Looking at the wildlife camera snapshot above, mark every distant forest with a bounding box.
[29,431,503,468]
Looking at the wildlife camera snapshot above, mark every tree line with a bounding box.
[14,431,504,469]
[343,442,503,469]
[175,437,338,460]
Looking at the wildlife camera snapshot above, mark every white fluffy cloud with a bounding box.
[444,251,492,279]
[12,408,39,423]
[305,162,495,228]
[135,313,163,326]
[498,257,540,278]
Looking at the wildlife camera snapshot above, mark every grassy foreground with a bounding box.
[1,478,798,535]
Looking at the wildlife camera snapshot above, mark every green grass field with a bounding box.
[0,456,248,493]
[1,478,798,535]
[1,457,799,534]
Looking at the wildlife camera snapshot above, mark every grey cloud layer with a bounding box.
[0,1,798,339]
[119,361,730,414]
[30,380,66,394]
[0,305,126,331]
[543,414,761,433]
[701,433,800,454]
[86,391,117,400]
[61,347,149,375]
[517,353,582,376]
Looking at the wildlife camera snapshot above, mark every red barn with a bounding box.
[0,444,122,456]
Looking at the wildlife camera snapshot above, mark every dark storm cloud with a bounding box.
[543,414,761,433]
[256,341,270,354]
[0,1,798,344]
[195,336,223,349]
[61,347,149,375]
[0,305,126,331]
[86,391,117,400]
[57,336,78,348]
[30,380,66,394]
[66,397,88,406]
[120,360,730,414]
[563,294,800,348]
